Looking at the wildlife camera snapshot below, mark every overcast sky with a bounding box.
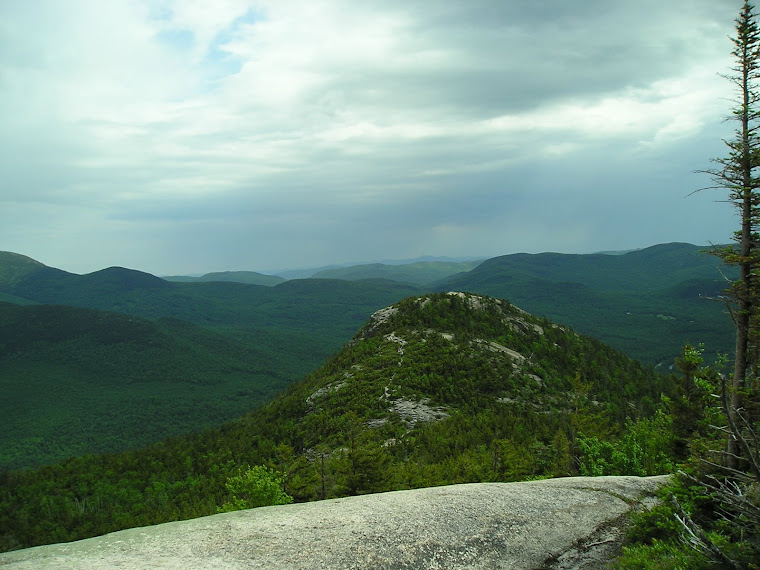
[0,1,746,275]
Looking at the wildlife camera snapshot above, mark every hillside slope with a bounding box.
[0,254,420,469]
[0,302,321,470]
[440,243,727,292]
[435,243,734,364]
[0,292,670,551]
[0,252,75,295]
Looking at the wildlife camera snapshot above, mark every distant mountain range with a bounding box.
[0,243,735,470]
[0,251,417,334]
[0,242,735,366]
[271,255,484,280]
[433,242,735,366]
[162,271,286,286]
[437,243,727,292]
[310,260,483,284]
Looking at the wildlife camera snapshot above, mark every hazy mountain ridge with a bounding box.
[161,259,482,285]
[311,260,483,284]
[438,243,728,292]
[272,255,484,280]
[0,291,667,552]
[0,243,736,367]
[163,271,286,286]
[0,256,419,332]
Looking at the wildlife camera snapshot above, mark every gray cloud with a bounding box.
[0,0,744,275]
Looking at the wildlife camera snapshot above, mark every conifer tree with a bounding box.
[671,3,760,565]
[705,0,760,468]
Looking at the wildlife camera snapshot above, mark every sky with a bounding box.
[0,0,748,276]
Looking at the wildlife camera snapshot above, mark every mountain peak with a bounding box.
[0,251,45,266]
[80,266,172,290]
[0,251,49,287]
[285,290,663,487]
[358,291,544,341]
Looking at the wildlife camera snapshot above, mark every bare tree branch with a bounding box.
[670,495,744,569]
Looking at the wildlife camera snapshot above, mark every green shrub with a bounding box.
[615,539,708,570]
[218,465,293,512]
[578,411,674,476]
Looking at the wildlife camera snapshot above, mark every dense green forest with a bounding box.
[0,252,422,469]
[0,302,331,470]
[0,244,736,368]
[0,292,672,552]
[435,243,735,365]
[0,244,734,472]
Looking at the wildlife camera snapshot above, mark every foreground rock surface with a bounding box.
[0,475,668,569]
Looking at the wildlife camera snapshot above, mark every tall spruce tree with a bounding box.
[654,6,760,566]
[705,0,760,468]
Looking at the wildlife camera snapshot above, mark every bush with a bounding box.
[616,539,708,570]
[218,465,293,512]
[578,411,674,476]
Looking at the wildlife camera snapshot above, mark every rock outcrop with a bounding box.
[0,475,668,569]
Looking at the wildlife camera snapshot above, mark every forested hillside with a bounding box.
[0,302,325,470]
[0,252,422,470]
[0,292,672,552]
[0,245,734,368]
[435,243,734,364]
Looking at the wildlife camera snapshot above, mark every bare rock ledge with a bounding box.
[0,475,669,570]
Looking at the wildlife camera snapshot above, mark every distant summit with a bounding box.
[79,267,172,291]
[311,260,482,285]
[0,251,71,288]
[163,271,285,287]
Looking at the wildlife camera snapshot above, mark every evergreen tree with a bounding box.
[654,3,760,566]
[704,0,760,469]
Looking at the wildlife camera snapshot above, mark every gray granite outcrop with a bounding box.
[0,475,669,569]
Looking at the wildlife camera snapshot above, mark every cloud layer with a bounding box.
[0,0,742,274]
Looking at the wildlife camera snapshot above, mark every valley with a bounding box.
[0,243,733,471]
[0,242,734,555]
